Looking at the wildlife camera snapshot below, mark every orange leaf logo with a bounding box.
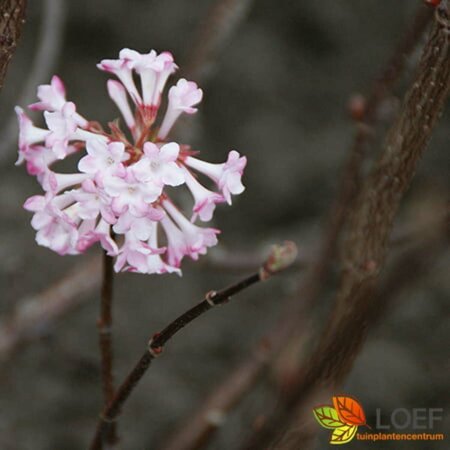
[313,395,367,445]
[333,396,366,426]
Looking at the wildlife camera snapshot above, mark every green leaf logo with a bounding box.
[313,406,345,429]
[313,395,367,445]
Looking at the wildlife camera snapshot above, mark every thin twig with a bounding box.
[97,251,117,448]
[88,242,297,450]
[0,0,27,91]
[243,3,450,448]
[0,0,66,162]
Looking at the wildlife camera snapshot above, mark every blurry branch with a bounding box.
[0,0,66,162]
[0,0,27,90]
[0,255,101,363]
[160,7,437,448]
[308,2,433,302]
[243,3,450,448]
[183,0,254,81]
[88,242,297,450]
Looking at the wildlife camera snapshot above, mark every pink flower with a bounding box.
[144,228,181,275]
[78,139,128,176]
[107,80,136,132]
[132,142,184,187]
[158,79,203,139]
[113,209,164,240]
[24,194,79,255]
[183,167,224,222]
[114,235,157,273]
[77,218,118,256]
[29,75,67,112]
[43,102,81,159]
[163,200,219,260]
[97,57,142,104]
[114,231,179,275]
[17,144,58,176]
[160,214,188,267]
[16,107,49,150]
[103,167,161,217]
[185,150,246,204]
[40,170,89,195]
[120,49,177,107]
[17,48,246,274]
[72,179,116,224]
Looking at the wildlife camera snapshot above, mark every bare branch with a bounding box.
[97,251,118,448]
[0,0,27,90]
[307,2,433,303]
[88,242,297,450]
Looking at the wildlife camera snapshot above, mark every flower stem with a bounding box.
[97,249,117,447]
[89,242,297,450]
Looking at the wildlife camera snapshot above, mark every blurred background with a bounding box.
[0,0,448,449]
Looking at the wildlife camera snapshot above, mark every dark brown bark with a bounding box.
[0,0,27,91]
[97,251,117,447]
[307,2,433,303]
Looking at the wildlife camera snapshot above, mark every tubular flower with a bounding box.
[16,49,247,274]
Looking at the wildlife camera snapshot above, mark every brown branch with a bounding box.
[97,251,117,448]
[308,2,433,301]
[243,3,450,448]
[88,242,297,450]
[0,0,27,91]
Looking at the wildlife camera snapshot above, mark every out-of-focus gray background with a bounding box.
[0,1,448,449]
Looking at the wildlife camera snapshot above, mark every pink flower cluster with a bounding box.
[16,49,246,274]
